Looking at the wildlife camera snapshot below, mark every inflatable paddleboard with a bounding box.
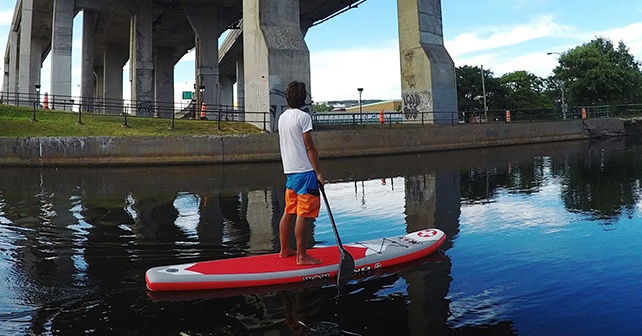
[146,228,446,292]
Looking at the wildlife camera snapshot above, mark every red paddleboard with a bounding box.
[145,228,446,292]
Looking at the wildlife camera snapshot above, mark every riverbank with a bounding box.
[0,118,626,166]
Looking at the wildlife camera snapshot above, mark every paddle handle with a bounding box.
[319,185,344,248]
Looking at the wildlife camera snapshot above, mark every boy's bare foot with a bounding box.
[297,255,322,265]
[279,248,296,258]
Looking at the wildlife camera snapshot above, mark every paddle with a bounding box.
[319,184,355,292]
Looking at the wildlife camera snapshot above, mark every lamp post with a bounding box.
[547,52,567,119]
[480,65,488,122]
[357,87,363,124]
[32,84,41,122]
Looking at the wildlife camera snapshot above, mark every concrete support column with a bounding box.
[153,49,175,104]
[94,66,104,99]
[397,0,457,125]
[129,0,154,116]
[183,3,221,113]
[8,30,19,103]
[153,47,175,118]
[18,0,35,104]
[51,0,75,109]
[243,0,311,132]
[2,57,8,99]
[236,57,245,116]
[81,10,97,112]
[219,75,234,107]
[104,45,127,114]
[29,37,45,101]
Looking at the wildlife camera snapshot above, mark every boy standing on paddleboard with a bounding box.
[278,81,324,265]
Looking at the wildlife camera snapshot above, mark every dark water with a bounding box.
[2,137,642,335]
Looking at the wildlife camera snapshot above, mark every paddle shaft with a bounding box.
[319,185,344,247]
[319,186,343,250]
[319,184,355,292]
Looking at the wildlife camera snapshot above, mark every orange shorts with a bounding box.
[285,188,320,218]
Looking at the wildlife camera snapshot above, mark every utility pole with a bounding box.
[481,65,488,122]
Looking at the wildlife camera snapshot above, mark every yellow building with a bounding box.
[345,100,402,113]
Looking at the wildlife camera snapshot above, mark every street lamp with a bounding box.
[32,84,41,122]
[480,65,488,122]
[357,87,363,124]
[547,52,567,119]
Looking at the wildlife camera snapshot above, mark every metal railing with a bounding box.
[3,89,640,133]
[0,90,255,131]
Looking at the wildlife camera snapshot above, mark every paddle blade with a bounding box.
[336,249,355,291]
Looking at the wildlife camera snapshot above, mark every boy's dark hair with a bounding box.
[285,81,307,108]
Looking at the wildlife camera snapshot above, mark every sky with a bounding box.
[1,0,642,103]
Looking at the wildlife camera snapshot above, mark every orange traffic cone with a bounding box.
[200,103,207,120]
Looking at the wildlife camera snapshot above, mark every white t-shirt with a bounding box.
[278,108,314,174]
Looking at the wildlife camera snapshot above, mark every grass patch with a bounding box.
[0,104,262,137]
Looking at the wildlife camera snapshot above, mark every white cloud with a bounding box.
[310,40,401,101]
[0,10,13,27]
[596,22,642,57]
[447,15,574,58]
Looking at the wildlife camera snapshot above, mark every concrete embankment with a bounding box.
[0,118,626,166]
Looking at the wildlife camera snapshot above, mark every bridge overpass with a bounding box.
[2,0,457,130]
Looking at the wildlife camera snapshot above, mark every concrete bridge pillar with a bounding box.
[2,57,8,99]
[94,65,104,100]
[81,10,97,112]
[183,3,221,114]
[236,57,245,118]
[18,0,35,105]
[51,0,75,109]
[154,47,176,117]
[29,37,45,94]
[104,44,127,114]
[7,30,19,102]
[243,0,311,132]
[7,30,20,105]
[220,75,234,107]
[129,0,154,116]
[397,0,458,125]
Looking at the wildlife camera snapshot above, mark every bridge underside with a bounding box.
[3,0,458,130]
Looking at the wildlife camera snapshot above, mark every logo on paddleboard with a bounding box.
[166,268,179,273]
[303,273,330,283]
[401,237,419,244]
[417,229,438,238]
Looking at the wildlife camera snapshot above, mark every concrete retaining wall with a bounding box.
[0,119,626,166]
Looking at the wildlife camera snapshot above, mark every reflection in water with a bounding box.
[3,137,642,334]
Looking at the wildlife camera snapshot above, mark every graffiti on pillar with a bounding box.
[270,87,285,99]
[269,87,287,132]
[247,79,269,113]
[402,90,432,120]
[401,50,416,89]
[137,101,153,116]
[270,86,313,113]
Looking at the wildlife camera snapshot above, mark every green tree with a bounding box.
[553,37,642,105]
[500,71,553,109]
[456,65,506,111]
[312,102,333,112]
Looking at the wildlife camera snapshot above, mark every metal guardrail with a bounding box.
[3,89,641,132]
